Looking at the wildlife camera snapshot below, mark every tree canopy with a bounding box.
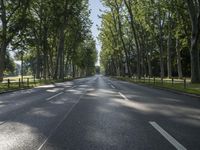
[100,0,200,83]
[0,0,97,81]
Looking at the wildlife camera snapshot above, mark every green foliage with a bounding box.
[0,0,97,80]
[4,54,15,75]
[100,0,199,83]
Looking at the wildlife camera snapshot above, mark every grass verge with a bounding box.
[113,76,200,96]
[0,77,74,94]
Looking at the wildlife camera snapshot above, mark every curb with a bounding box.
[0,87,32,95]
[110,77,200,99]
[139,84,200,99]
[0,77,82,95]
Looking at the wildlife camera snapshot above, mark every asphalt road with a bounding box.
[0,75,199,150]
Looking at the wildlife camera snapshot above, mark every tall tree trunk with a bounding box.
[72,62,75,78]
[167,32,172,78]
[124,0,141,78]
[112,2,131,77]
[21,53,24,83]
[54,26,65,80]
[190,30,200,83]
[158,31,165,78]
[0,44,6,82]
[0,0,7,82]
[140,46,144,77]
[43,27,48,80]
[186,0,200,83]
[190,13,200,82]
[36,48,41,79]
[176,39,183,79]
[158,11,165,78]
[54,49,60,79]
[139,32,147,77]
[147,50,152,77]
[58,27,65,80]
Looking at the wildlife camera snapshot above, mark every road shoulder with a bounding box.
[109,77,200,99]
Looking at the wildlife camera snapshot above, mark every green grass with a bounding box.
[0,82,30,93]
[113,76,200,96]
[0,76,74,93]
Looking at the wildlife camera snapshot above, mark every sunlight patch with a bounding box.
[31,108,56,117]
[46,88,64,93]
[37,85,55,88]
[0,122,41,149]
[112,98,152,112]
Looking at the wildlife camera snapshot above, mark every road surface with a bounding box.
[0,75,199,150]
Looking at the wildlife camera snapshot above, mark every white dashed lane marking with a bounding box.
[116,87,187,150]
[110,85,116,89]
[46,92,64,101]
[149,121,187,150]
[118,92,129,101]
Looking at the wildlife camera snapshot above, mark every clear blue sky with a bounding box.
[89,0,105,66]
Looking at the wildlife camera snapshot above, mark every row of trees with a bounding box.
[99,0,200,83]
[0,0,97,81]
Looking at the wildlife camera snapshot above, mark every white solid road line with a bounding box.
[37,93,85,150]
[118,92,129,101]
[46,92,64,101]
[149,121,187,150]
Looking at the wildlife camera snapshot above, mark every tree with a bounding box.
[9,0,97,81]
[186,0,200,83]
[100,0,199,83]
[0,0,30,81]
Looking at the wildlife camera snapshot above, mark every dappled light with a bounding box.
[0,121,40,149]
[46,88,64,93]
[0,74,199,149]
[37,85,55,88]
[67,89,84,95]
[1,0,200,149]
[112,98,152,112]
[31,108,56,118]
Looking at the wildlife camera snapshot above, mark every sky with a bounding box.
[89,0,105,66]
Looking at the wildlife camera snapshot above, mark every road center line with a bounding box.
[118,92,129,101]
[37,93,85,150]
[149,121,187,150]
[46,92,64,101]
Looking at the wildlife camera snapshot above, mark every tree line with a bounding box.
[0,0,97,82]
[99,0,200,83]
